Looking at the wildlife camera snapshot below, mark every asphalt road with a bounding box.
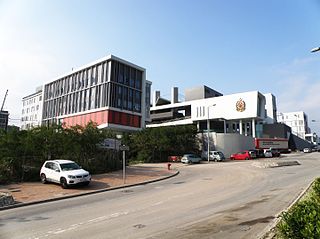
[1,153,320,239]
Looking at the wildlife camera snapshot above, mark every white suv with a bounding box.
[40,160,91,188]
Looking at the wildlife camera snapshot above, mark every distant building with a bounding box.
[21,86,43,130]
[277,111,310,139]
[41,55,151,131]
[0,110,9,131]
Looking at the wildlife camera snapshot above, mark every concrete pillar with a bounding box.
[171,87,178,104]
[244,121,248,136]
[223,120,226,133]
[239,120,243,135]
[252,118,256,138]
[153,90,160,107]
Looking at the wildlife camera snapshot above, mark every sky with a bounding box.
[1,0,320,134]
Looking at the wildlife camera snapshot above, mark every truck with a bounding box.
[255,138,288,150]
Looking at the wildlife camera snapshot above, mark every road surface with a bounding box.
[1,153,319,239]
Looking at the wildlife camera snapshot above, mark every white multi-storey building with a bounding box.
[149,86,275,138]
[21,86,43,130]
[277,111,310,139]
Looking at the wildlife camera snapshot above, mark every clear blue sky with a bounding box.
[1,0,320,133]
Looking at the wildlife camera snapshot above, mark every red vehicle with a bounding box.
[230,150,256,160]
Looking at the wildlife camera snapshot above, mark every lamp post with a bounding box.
[207,104,216,163]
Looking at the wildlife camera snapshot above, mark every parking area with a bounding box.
[0,164,177,204]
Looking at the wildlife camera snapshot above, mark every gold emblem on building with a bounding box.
[236,98,246,112]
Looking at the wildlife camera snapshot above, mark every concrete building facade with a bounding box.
[41,55,151,131]
[21,86,43,130]
[0,111,9,131]
[277,111,310,139]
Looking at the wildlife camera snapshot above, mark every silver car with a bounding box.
[181,154,202,164]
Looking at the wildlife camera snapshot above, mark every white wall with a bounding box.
[191,91,264,121]
[198,132,255,158]
[264,93,277,124]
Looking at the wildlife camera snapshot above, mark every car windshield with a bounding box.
[60,162,81,171]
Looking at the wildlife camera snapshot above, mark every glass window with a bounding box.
[136,71,142,89]
[123,87,128,110]
[125,65,130,86]
[118,63,124,83]
[134,91,141,112]
[130,68,135,87]
[128,89,133,110]
[97,64,102,83]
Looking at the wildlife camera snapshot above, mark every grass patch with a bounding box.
[274,178,320,238]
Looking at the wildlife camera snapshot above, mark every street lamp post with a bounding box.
[207,104,216,163]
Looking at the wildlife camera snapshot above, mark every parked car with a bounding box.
[40,159,91,188]
[303,148,312,153]
[168,155,181,162]
[248,150,257,159]
[230,151,255,160]
[263,149,273,158]
[202,151,225,162]
[181,154,202,164]
[255,149,265,158]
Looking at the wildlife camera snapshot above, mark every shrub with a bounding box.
[277,199,320,239]
[313,177,320,198]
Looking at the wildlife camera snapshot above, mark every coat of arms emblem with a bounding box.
[236,98,246,112]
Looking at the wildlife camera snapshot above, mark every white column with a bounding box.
[244,121,248,136]
[223,120,226,133]
[252,118,256,138]
[239,120,243,135]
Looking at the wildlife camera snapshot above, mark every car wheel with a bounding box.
[83,181,90,186]
[188,160,193,164]
[60,177,68,189]
[245,157,249,160]
[40,173,47,184]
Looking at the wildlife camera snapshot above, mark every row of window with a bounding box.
[21,114,39,122]
[196,106,206,117]
[111,61,143,90]
[23,96,42,106]
[22,105,40,114]
[43,82,142,119]
[44,61,110,101]
[111,84,141,112]
[44,60,144,102]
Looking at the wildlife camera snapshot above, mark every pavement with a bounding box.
[0,163,179,208]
